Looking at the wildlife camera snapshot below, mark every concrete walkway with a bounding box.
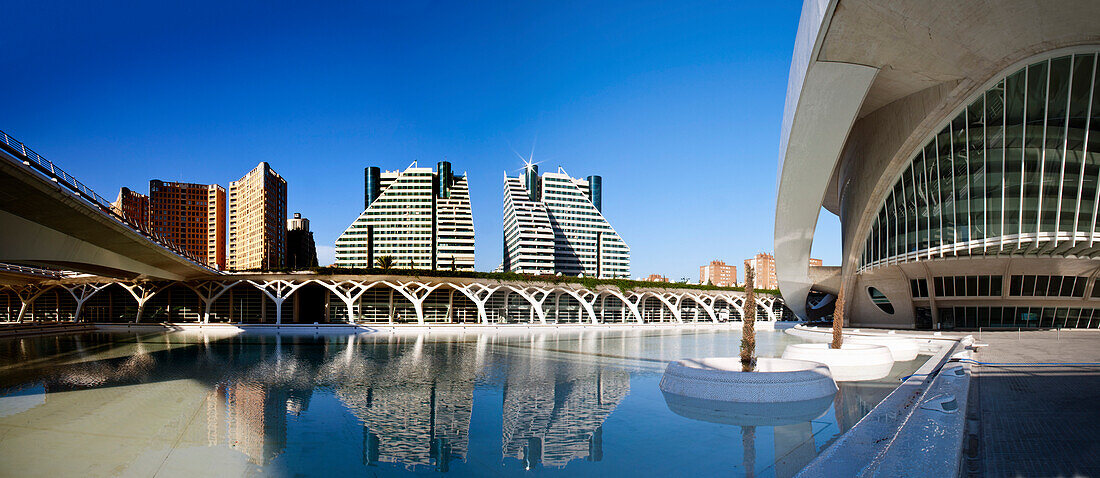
[963,330,1100,477]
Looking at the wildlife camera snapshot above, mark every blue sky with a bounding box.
[2,0,840,280]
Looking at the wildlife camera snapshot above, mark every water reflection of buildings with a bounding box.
[331,339,477,472]
[502,361,630,468]
[206,381,303,465]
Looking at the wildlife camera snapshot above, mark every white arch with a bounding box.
[184,280,240,324]
[247,280,308,325]
[314,280,382,323]
[503,285,554,324]
[63,283,110,322]
[601,289,643,324]
[120,282,167,323]
[382,281,442,325]
[454,283,500,324]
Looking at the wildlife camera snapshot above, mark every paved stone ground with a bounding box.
[961,330,1100,477]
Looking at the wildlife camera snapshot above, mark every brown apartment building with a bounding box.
[644,274,671,283]
[149,180,226,269]
[228,162,287,271]
[699,260,737,287]
[744,253,821,290]
[110,187,150,231]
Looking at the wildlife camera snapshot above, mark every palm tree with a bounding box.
[376,255,396,270]
[741,268,756,372]
[831,280,845,349]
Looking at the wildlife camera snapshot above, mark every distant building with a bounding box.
[335,161,474,270]
[502,163,629,278]
[699,260,737,287]
[110,187,150,231]
[228,162,287,271]
[149,180,226,269]
[286,213,318,269]
[644,274,670,283]
[745,253,821,290]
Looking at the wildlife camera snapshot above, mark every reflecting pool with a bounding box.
[0,328,925,477]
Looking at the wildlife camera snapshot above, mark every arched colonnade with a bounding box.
[0,279,784,325]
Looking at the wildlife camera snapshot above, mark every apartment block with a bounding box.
[148,180,226,269]
[699,260,737,287]
[503,163,629,278]
[228,162,287,271]
[110,187,150,231]
[335,161,474,270]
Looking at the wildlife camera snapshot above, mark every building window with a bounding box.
[1008,275,1088,297]
[867,287,894,314]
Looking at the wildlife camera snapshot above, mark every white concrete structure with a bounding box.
[503,162,629,278]
[781,343,894,382]
[0,129,218,280]
[0,274,786,326]
[775,0,1100,328]
[336,161,475,271]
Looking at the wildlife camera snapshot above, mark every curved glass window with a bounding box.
[867,287,894,314]
[860,51,1100,271]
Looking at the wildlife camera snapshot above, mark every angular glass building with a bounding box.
[503,163,630,278]
[336,161,474,270]
[776,0,1100,328]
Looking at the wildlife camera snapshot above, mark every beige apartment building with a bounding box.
[745,253,820,290]
[228,162,287,271]
[699,260,737,287]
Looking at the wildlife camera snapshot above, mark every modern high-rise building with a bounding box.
[148,180,226,269]
[775,0,1100,328]
[335,161,474,270]
[286,213,318,269]
[110,187,150,231]
[502,163,630,278]
[699,260,737,287]
[228,162,287,271]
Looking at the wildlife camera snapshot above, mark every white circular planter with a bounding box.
[781,343,894,381]
[658,357,837,426]
[844,336,920,361]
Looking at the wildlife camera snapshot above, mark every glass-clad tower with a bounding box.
[336,161,474,270]
[503,163,630,278]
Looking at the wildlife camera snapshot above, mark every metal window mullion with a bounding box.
[963,107,971,255]
[948,122,957,256]
[1037,60,1050,244]
[1057,57,1073,245]
[1001,85,1008,253]
[902,168,910,258]
[1018,69,1028,253]
[934,137,944,258]
[1072,54,1088,245]
[923,151,933,260]
[1086,55,1100,248]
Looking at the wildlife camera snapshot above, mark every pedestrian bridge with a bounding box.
[0,129,217,280]
[0,273,788,325]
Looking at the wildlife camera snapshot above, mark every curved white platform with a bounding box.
[658,357,838,404]
[845,336,920,361]
[781,343,894,381]
[661,390,835,427]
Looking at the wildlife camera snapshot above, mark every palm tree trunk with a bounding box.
[741,269,756,372]
[831,286,845,349]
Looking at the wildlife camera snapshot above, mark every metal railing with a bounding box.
[0,263,72,279]
[0,129,216,272]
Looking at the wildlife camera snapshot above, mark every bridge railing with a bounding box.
[0,129,216,272]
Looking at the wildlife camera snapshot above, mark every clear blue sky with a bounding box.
[2,0,841,280]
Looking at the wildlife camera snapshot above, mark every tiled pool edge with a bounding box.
[793,326,972,477]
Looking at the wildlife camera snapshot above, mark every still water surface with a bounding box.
[0,328,923,477]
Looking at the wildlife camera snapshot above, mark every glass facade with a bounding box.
[939,306,1100,329]
[860,51,1100,271]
